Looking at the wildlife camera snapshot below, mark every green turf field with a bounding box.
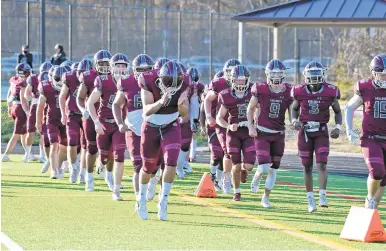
[1,155,386,250]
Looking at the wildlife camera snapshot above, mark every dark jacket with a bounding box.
[18,53,33,68]
[50,52,67,65]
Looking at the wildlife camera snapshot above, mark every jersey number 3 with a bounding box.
[308,100,319,114]
[374,100,386,119]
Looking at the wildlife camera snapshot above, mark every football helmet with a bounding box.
[93,49,112,74]
[265,59,287,85]
[187,67,200,83]
[370,54,386,88]
[223,58,241,82]
[110,53,129,78]
[39,62,53,73]
[154,57,169,70]
[303,61,326,86]
[52,66,66,91]
[230,65,250,92]
[132,54,154,79]
[157,61,184,96]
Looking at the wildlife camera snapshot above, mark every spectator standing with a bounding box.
[50,44,67,65]
[18,45,33,68]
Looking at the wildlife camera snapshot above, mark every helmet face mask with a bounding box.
[266,69,285,85]
[370,55,386,88]
[303,61,325,90]
[94,50,112,74]
[52,66,65,91]
[373,71,386,88]
[15,63,31,78]
[157,61,183,96]
[230,65,250,93]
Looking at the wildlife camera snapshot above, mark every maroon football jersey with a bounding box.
[291,83,340,124]
[63,70,81,114]
[9,76,27,102]
[26,74,39,97]
[118,74,142,112]
[79,69,99,109]
[252,82,292,131]
[94,74,118,120]
[38,80,61,123]
[138,69,189,114]
[209,77,230,121]
[356,79,386,137]
[218,84,253,124]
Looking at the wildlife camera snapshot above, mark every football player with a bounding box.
[2,63,31,162]
[112,54,154,198]
[345,54,386,209]
[204,58,242,194]
[136,61,190,220]
[247,59,293,207]
[291,61,342,212]
[36,66,69,179]
[87,51,127,200]
[59,60,87,184]
[216,65,255,201]
[76,59,99,191]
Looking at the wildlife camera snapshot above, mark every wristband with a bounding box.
[335,124,342,131]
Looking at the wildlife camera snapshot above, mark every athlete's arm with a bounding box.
[20,87,29,116]
[332,100,343,127]
[204,90,217,127]
[216,105,229,129]
[178,89,190,118]
[36,95,47,133]
[247,96,258,128]
[24,84,33,101]
[345,94,363,132]
[86,89,101,123]
[112,90,127,128]
[76,84,89,118]
[141,89,164,116]
[59,84,69,123]
[290,98,301,130]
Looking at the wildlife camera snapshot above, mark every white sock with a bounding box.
[26,146,31,157]
[216,168,223,180]
[234,188,240,193]
[80,167,86,176]
[177,150,187,168]
[265,168,277,190]
[210,163,218,174]
[319,189,326,196]
[106,171,113,179]
[189,139,197,159]
[72,163,78,171]
[161,181,173,201]
[307,191,314,198]
[139,183,148,201]
[39,145,45,158]
[87,173,93,182]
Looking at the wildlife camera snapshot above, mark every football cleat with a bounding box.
[210,173,222,192]
[28,154,39,162]
[233,193,241,201]
[137,199,148,220]
[112,190,123,201]
[183,162,193,174]
[158,199,168,221]
[39,156,46,163]
[57,168,64,179]
[79,174,85,184]
[41,161,50,174]
[97,164,105,178]
[1,154,11,162]
[69,167,79,183]
[319,193,328,207]
[216,169,223,190]
[50,171,58,179]
[176,165,185,179]
[307,196,317,213]
[22,154,28,163]
[261,196,272,208]
[85,179,94,192]
[365,197,376,209]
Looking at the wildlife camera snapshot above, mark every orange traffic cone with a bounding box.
[194,172,218,198]
[340,206,386,242]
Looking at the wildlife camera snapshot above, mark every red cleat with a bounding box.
[233,193,241,201]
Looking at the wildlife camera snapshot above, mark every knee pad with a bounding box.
[100,152,109,165]
[258,163,270,174]
[114,149,125,163]
[380,175,386,187]
[133,159,142,174]
[304,165,313,173]
[271,162,280,169]
[301,157,313,168]
[218,159,224,171]
[59,138,68,146]
[211,158,221,167]
[87,143,98,155]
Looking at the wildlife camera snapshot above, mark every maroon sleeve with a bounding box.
[251,83,258,97]
[217,91,227,109]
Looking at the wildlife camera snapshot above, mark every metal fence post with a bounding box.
[267,28,270,62]
[238,22,245,63]
[108,7,111,52]
[319,28,323,64]
[143,8,147,54]
[209,12,213,79]
[294,28,298,84]
[68,5,72,60]
[177,11,181,62]
[26,1,29,46]
[41,0,45,63]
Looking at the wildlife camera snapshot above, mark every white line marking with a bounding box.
[0,232,24,251]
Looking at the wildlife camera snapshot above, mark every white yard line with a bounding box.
[0,232,24,251]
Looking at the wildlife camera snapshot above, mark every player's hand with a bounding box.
[118,123,129,133]
[61,116,67,126]
[292,119,302,131]
[206,116,216,127]
[94,120,106,135]
[248,125,257,137]
[346,129,359,146]
[229,124,238,132]
[200,127,206,137]
[160,92,170,107]
[7,107,12,118]
[330,128,340,139]
[82,109,90,120]
[36,122,42,133]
